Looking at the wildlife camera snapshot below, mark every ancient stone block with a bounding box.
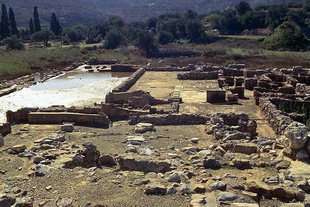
[207,90,226,103]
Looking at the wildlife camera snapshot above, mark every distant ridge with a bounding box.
[2,0,304,26]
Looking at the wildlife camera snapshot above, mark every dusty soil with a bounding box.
[0,70,308,207]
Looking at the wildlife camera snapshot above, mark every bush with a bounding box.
[104,29,123,49]
[264,21,309,51]
[136,31,158,57]
[4,36,24,50]
[63,24,89,42]
[158,31,173,44]
[31,29,54,46]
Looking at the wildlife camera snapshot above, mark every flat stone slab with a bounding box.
[126,136,146,143]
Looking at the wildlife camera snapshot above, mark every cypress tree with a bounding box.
[29,18,34,34]
[50,13,62,36]
[33,6,41,32]
[9,7,18,37]
[0,4,10,39]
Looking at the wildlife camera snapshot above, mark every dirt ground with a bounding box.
[130,71,276,137]
[0,71,306,207]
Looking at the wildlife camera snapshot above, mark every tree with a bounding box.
[63,24,89,42]
[50,13,62,36]
[185,19,208,43]
[33,6,41,32]
[135,31,158,57]
[240,11,266,30]
[108,16,124,27]
[0,4,10,39]
[4,35,24,50]
[158,31,173,44]
[31,29,53,46]
[9,7,18,37]
[104,28,123,49]
[266,5,288,30]
[29,18,35,34]
[235,1,252,16]
[264,21,309,51]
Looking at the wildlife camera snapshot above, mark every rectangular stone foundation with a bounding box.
[28,112,110,127]
[207,90,226,103]
[0,123,11,136]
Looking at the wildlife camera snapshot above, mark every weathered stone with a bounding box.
[233,143,258,155]
[285,122,308,150]
[166,186,177,195]
[193,184,206,194]
[179,183,191,195]
[280,203,304,207]
[168,172,188,183]
[0,135,4,147]
[203,158,221,169]
[144,184,167,195]
[223,132,247,141]
[61,124,74,132]
[210,181,227,191]
[232,158,251,168]
[35,164,54,176]
[14,197,34,207]
[134,123,154,133]
[218,192,238,201]
[126,136,146,144]
[296,149,309,160]
[8,145,27,154]
[197,150,212,159]
[99,155,117,167]
[18,151,35,159]
[0,194,16,207]
[276,160,291,170]
[231,203,259,207]
[118,155,171,173]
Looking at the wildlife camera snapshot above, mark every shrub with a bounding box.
[158,31,173,44]
[136,31,158,57]
[31,29,53,46]
[104,29,123,49]
[4,35,24,50]
[63,24,89,42]
[264,21,309,51]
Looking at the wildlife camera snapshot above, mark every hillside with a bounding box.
[2,0,305,26]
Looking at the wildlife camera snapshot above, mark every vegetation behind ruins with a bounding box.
[0,0,309,80]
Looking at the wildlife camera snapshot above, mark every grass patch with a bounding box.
[0,46,128,80]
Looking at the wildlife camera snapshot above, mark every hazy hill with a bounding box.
[2,0,304,26]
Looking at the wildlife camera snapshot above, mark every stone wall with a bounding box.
[259,98,295,135]
[106,90,169,107]
[177,71,218,80]
[6,108,39,124]
[222,68,244,77]
[111,64,139,72]
[28,112,110,127]
[112,68,145,92]
[129,113,208,125]
[0,123,11,136]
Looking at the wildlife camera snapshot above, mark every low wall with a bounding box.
[6,108,39,124]
[259,98,295,134]
[112,68,145,92]
[101,103,148,120]
[223,68,244,77]
[0,123,11,136]
[177,71,218,80]
[145,66,193,72]
[28,112,110,127]
[129,113,208,125]
[111,64,139,72]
